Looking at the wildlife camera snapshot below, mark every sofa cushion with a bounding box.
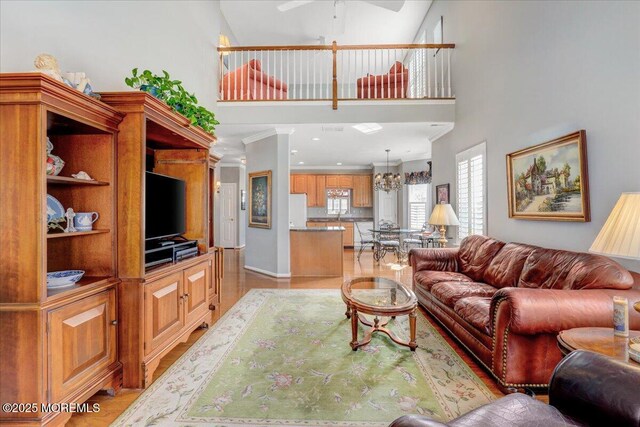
[484,243,537,289]
[519,248,634,290]
[457,235,506,282]
[453,296,492,335]
[431,281,498,307]
[414,271,473,292]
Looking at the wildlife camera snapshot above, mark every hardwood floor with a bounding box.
[69,248,514,426]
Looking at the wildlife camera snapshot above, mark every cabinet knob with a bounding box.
[111,320,118,325]
[184,293,189,298]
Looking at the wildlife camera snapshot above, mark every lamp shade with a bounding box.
[429,203,460,226]
[589,192,640,260]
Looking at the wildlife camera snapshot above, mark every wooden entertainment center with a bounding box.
[0,74,223,425]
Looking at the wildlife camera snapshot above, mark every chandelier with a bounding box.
[374,149,402,193]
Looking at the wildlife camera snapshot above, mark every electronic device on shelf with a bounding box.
[145,171,186,241]
[144,238,198,269]
[144,171,197,269]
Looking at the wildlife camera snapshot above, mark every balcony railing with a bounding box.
[217,42,455,109]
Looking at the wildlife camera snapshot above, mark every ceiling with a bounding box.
[220,0,432,45]
[214,122,453,167]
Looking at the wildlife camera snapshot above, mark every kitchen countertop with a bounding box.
[307,217,374,223]
[290,226,346,231]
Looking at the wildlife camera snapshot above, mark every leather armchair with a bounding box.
[389,350,640,427]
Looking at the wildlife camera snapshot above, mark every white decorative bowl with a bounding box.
[47,270,85,288]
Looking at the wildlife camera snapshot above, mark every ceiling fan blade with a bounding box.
[362,0,406,12]
[277,0,315,12]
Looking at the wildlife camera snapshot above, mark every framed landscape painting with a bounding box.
[506,130,590,221]
[248,170,272,229]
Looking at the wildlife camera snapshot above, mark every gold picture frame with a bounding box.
[506,130,590,222]
[248,170,272,229]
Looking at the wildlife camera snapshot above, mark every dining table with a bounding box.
[368,228,434,262]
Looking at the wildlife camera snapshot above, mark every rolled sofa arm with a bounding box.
[491,287,640,335]
[549,350,640,427]
[409,248,459,272]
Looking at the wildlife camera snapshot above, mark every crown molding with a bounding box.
[372,160,402,167]
[242,127,295,144]
[290,165,373,171]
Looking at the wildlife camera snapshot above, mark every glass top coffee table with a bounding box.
[341,277,418,351]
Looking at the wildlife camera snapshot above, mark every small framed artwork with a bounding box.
[248,170,272,229]
[506,130,590,222]
[436,183,450,204]
[240,189,246,210]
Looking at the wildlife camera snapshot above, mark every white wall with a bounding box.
[245,133,291,277]
[425,0,640,270]
[0,0,221,109]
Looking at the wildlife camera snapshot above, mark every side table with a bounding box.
[557,327,640,365]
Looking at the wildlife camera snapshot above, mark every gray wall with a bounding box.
[0,0,221,109]
[425,0,640,270]
[245,134,291,276]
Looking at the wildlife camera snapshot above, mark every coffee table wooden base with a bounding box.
[348,308,417,351]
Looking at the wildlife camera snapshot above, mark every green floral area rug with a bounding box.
[113,290,494,426]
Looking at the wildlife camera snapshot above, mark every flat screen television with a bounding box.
[145,171,186,240]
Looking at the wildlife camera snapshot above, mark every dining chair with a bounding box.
[354,222,378,261]
[378,221,401,261]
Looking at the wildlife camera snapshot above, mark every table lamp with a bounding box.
[589,192,640,314]
[428,203,460,248]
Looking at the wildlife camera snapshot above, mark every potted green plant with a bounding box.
[124,68,219,135]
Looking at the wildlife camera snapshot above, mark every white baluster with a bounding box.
[440,46,444,98]
[447,48,451,98]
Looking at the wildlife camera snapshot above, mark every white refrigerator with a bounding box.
[289,194,308,227]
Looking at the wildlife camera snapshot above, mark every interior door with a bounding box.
[220,183,237,248]
[378,190,398,224]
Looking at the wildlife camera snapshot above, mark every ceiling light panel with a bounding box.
[353,123,383,135]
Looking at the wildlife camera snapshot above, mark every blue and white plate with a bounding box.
[46,194,64,221]
[47,270,85,288]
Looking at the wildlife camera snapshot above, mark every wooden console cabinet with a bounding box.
[99,92,219,388]
[0,74,123,426]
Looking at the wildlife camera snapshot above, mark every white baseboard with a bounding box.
[244,265,291,278]
[234,244,246,249]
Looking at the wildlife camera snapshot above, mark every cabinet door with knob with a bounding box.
[48,288,118,402]
[183,261,210,326]
[144,272,184,355]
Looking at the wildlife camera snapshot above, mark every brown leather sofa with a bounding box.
[409,235,640,391]
[389,349,640,427]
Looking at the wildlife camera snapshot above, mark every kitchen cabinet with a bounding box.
[316,175,326,207]
[339,175,353,188]
[353,175,373,207]
[306,175,317,207]
[292,175,307,194]
[326,175,339,188]
[308,221,354,247]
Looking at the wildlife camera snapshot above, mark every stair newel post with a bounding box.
[332,41,338,110]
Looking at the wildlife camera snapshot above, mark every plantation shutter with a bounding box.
[408,184,431,230]
[456,143,487,241]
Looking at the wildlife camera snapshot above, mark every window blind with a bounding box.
[456,143,486,241]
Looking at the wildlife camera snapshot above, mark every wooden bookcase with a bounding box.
[0,73,124,426]
[99,92,219,388]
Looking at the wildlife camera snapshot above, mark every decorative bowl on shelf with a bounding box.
[47,270,85,289]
